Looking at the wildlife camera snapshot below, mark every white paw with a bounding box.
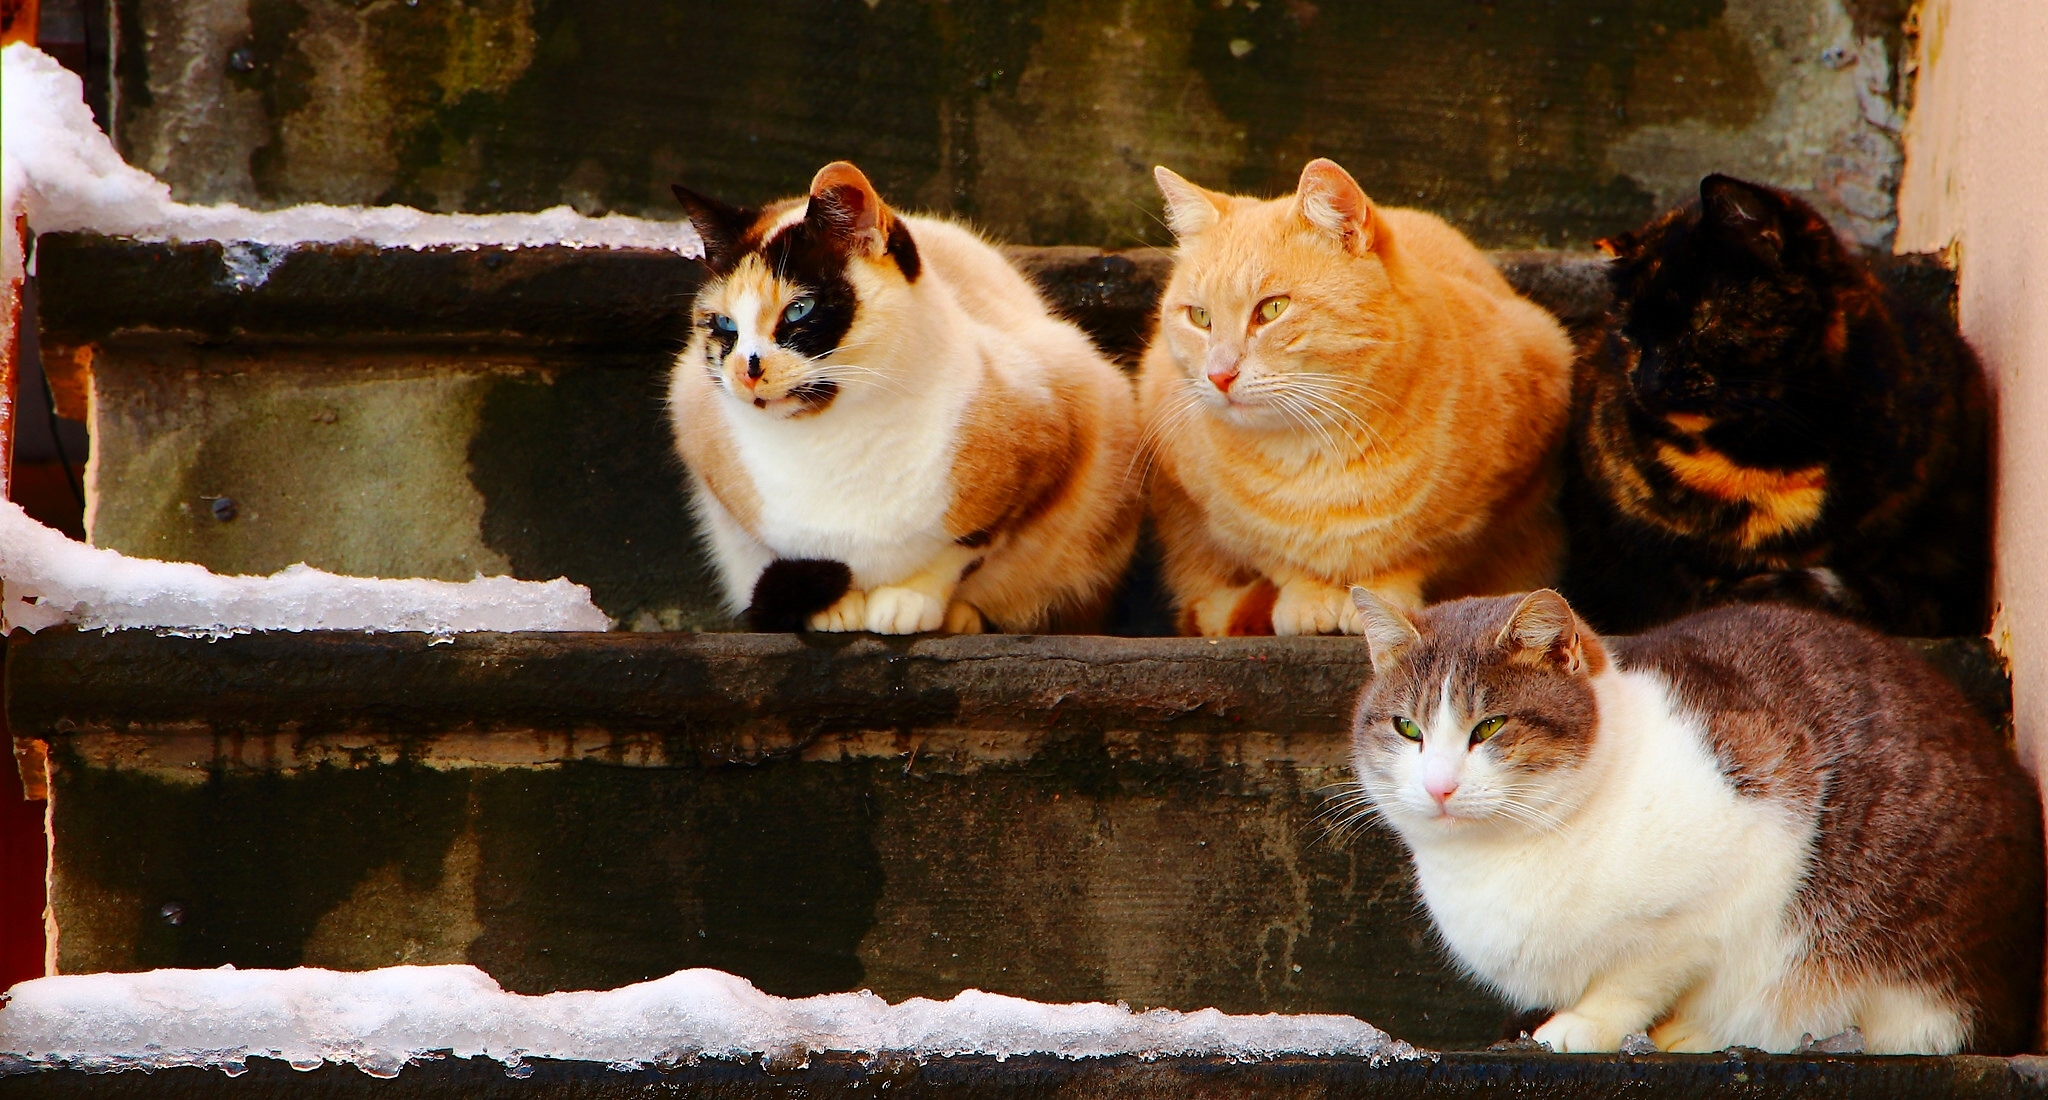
[1650,1022,1717,1053]
[944,600,986,634]
[864,586,947,634]
[1273,582,1347,636]
[808,589,868,632]
[1532,1011,1622,1054]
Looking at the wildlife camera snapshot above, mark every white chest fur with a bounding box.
[1399,669,1813,1017]
[718,374,971,588]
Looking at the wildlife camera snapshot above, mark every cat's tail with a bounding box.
[746,558,853,632]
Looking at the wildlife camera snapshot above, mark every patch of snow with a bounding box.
[0,45,620,637]
[0,43,701,256]
[1794,1026,1866,1055]
[0,499,609,636]
[219,242,289,290]
[0,965,1417,1078]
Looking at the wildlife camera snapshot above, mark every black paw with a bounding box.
[746,559,853,632]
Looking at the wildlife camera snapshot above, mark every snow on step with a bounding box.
[0,43,702,257]
[0,965,1416,1078]
[0,500,610,636]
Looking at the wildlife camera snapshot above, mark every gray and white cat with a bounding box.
[1345,589,2043,1054]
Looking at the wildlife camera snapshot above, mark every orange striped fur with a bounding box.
[1139,159,1574,635]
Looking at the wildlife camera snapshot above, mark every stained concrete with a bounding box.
[33,234,1954,633]
[14,631,1510,1049]
[108,0,1917,248]
[6,629,2010,1051]
[10,1052,2048,1098]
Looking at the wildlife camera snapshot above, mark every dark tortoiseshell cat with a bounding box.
[1563,175,1990,636]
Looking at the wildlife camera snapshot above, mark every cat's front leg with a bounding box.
[1530,956,1700,1053]
[809,588,868,632]
[1272,578,1354,636]
[1184,581,1279,636]
[863,544,983,635]
[1647,1016,1720,1053]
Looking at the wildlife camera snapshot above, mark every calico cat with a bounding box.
[1564,174,1990,636]
[668,162,1141,634]
[1345,587,2042,1054]
[1138,159,1574,637]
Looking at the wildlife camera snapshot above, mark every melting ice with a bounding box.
[0,965,1416,1078]
[0,499,610,635]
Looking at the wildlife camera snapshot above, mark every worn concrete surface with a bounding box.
[108,0,1918,249]
[8,1051,2048,1098]
[33,235,1953,633]
[5,629,2010,1051]
[12,631,1506,1049]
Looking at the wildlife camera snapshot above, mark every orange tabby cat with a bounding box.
[1139,159,1574,636]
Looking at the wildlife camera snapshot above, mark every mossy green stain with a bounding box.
[52,752,470,972]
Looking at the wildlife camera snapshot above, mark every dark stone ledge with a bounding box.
[31,233,1956,406]
[6,631,2009,1046]
[4,630,2006,761]
[3,1051,2043,1099]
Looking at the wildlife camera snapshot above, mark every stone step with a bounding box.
[5,629,2007,1053]
[8,1050,2048,1099]
[29,234,1954,632]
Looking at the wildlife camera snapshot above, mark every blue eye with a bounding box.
[782,296,815,324]
[710,314,737,333]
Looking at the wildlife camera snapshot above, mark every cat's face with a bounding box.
[1152,160,1400,432]
[674,162,921,420]
[1602,175,1848,426]
[1348,591,1607,836]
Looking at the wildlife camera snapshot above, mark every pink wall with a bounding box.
[1898,0,2048,778]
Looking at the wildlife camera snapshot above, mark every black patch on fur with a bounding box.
[764,211,860,364]
[886,218,921,282]
[746,559,853,632]
[955,529,993,549]
[703,317,738,363]
[785,378,841,412]
[1562,175,1990,636]
[671,184,757,274]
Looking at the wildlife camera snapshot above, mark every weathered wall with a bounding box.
[8,627,2011,1050]
[40,237,1957,632]
[13,631,1518,1050]
[1896,2,2048,783]
[110,0,1917,249]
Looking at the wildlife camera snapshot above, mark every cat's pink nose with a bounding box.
[1208,367,1238,393]
[1425,777,1459,804]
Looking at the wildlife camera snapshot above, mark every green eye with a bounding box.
[1187,305,1211,329]
[1256,295,1290,323]
[1391,717,1423,742]
[1470,716,1507,744]
[783,296,815,324]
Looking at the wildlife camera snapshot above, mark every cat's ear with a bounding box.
[807,161,893,258]
[1700,174,1789,267]
[1295,158,1378,254]
[1594,231,1638,260]
[671,184,754,270]
[1496,590,1606,676]
[1351,587,1422,670]
[1154,166,1225,238]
